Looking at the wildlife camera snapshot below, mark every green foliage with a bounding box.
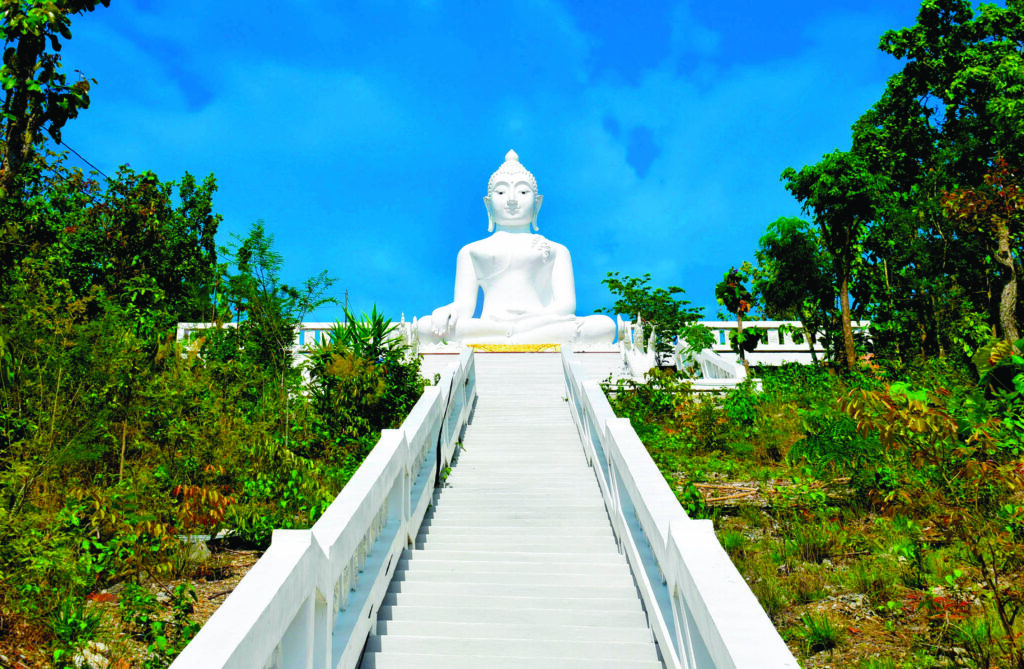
[972,336,1024,399]
[600,272,711,359]
[715,264,767,364]
[0,0,109,196]
[306,306,425,446]
[722,379,760,427]
[782,150,883,370]
[763,0,1024,365]
[837,347,1024,665]
[50,596,102,667]
[608,342,1024,664]
[676,480,713,519]
[790,408,883,479]
[207,221,334,378]
[0,186,417,659]
[0,2,428,662]
[119,582,200,668]
[754,217,835,363]
[794,612,844,654]
[714,265,756,318]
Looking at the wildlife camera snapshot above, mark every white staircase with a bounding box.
[362,353,663,668]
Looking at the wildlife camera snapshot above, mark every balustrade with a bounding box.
[562,351,797,668]
[170,350,476,669]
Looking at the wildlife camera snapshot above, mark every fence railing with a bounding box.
[617,319,871,380]
[698,320,870,365]
[170,349,476,669]
[561,350,797,668]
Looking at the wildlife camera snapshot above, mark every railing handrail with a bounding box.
[171,348,476,669]
[561,350,798,668]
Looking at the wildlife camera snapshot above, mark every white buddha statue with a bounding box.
[417,150,616,345]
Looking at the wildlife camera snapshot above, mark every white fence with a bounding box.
[696,320,870,367]
[170,349,476,669]
[617,319,870,383]
[562,350,798,668]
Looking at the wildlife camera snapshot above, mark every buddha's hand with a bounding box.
[430,305,459,338]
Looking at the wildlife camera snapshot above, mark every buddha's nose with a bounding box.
[506,198,519,210]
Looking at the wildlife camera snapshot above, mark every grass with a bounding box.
[607,362,1024,667]
[795,612,844,654]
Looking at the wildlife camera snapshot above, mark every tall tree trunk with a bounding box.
[799,308,820,364]
[805,326,820,364]
[995,217,1020,342]
[840,271,856,371]
[0,32,44,197]
[737,313,750,376]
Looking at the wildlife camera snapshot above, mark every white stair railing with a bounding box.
[170,349,476,669]
[561,351,797,668]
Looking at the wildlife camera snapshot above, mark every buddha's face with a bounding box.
[488,179,539,228]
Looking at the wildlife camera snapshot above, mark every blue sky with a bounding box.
[59,0,929,323]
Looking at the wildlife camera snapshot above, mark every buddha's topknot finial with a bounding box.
[487,149,538,195]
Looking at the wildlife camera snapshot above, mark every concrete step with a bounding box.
[414,537,618,553]
[381,591,643,611]
[428,497,605,508]
[439,477,596,487]
[443,463,588,471]
[391,569,634,589]
[361,652,664,669]
[446,454,583,462]
[461,431,579,439]
[424,511,611,524]
[376,619,653,644]
[364,634,660,662]
[416,517,611,530]
[376,603,647,628]
[430,494,603,506]
[416,524,612,537]
[397,549,626,566]
[386,579,636,599]
[396,555,626,574]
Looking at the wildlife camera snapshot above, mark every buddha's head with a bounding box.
[484,149,543,232]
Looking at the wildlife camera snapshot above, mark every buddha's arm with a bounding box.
[545,245,577,316]
[450,246,479,316]
[431,246,478,336]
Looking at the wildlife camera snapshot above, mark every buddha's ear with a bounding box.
[483,195,495,232]
[531,194,543,232]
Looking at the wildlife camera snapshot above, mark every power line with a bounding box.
[59,139,109,180]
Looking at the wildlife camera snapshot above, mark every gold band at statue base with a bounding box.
[466,343,562,353]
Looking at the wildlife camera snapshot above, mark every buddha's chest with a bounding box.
[470,235,554,281]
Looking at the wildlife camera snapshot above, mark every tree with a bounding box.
[848,0,1024,360]
[68,167,221,330]
[600,272,712,362]
[754,217,835,363]
[782,151,882,370]
[714,264,763,374]
[0,0,109,196]
[212,221,335,377]
[942,157,1024,341]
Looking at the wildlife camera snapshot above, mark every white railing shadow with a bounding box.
[170,349,476,669]
[562,351,797,669]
